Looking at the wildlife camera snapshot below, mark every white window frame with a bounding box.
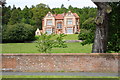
[66,28,73,34]
[57,23,62,29]
[47,20,52,25]
[46,29,52,34]
[67,19,73,25]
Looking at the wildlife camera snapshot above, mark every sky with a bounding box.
[6,0,96,9]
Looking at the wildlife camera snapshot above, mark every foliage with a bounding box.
[78,29,94,45]
[53,34,67,48]
[2,23,35,43]
[31,3,50,29]
[2,5,11,25]
[36,33,67,53]
[36,33,55,53]
[78,17,96,46]
[8,9,21,25]
[107,2,120,52]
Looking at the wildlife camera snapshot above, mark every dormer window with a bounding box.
[48,13,51,17]
[68,11,72,16]
[68,13,71,16]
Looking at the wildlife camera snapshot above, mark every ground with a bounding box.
[2,42,92,53]
[2,34,92,53]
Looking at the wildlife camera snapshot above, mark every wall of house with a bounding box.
[2,53,119,72]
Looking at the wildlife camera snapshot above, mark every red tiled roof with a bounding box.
[54,14,64,19]
[73,13,79,18]
[43,12,79,20]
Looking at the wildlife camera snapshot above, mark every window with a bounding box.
[46,29,52,34]
[66,28,73,34]
[76,20,79,25]
[68,13,71,16]
[48,13,51,17]
[47,20,52,25]
[57,23,62,29]
[37,32,39,35]
[67,19,72,25]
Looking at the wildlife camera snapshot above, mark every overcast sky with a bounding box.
[6,0,96,9]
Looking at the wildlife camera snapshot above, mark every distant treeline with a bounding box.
[2,3,97,29]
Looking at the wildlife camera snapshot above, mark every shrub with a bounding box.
[36,33,55,53]
[36,33,67,53]
[2,23,36,43]
[53,34,67,48]
[78,29,94,45]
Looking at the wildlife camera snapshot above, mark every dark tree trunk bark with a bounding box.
[92,2,112,53]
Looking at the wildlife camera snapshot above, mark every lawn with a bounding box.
[1,75,119,80]
[37,34,79,40]
[1,75,119,79]
[64,34,79,40]
[1,42,92,53]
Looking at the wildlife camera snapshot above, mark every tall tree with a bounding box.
[8,9,20,25]
[61,4,65,8]
[92,2,112,53]
[2,5,11,25]
[107,2,120,52]
[32,3,50,29]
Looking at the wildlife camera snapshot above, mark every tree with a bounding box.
[36,33,55,53]
[92,2,112,53]
[21,6,33,24]
[36,33,67,53]
[32,3,50,29]
[2,23,35,43]
[68,5,73,10]
[8,9,20,25]
[107,2,120,52]
[61,4,65,8]
[2,5,11,25]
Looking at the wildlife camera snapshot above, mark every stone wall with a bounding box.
[2,53,119,72]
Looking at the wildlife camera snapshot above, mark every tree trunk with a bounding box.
[92,2,112,53]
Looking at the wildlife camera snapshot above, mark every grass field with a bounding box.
[2,75,119,78]
[64,34,79,40]
[36,34,79,41]
[1,42,92,53]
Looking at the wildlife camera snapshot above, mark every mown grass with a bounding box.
[64,34,79,40]
[2,75,119,78]
[1,42,92,53]
[35,34,79,41]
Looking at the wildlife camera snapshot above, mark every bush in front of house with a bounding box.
[36,33,55,53]
[2,23,36,43]
[53,34,67,48]
[36,33,67,53]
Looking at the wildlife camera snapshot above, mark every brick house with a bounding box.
[35,11,80,35]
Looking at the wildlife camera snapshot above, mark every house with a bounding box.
[36,11,80,35]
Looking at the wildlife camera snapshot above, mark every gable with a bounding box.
[65,11,74,17]
[45,12,54,18]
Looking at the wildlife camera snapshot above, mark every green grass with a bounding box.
[1,42,92,53]
[64,34,79,40]
[36,34,79,41]
[1,75,119,78]
[1,76,119,80]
